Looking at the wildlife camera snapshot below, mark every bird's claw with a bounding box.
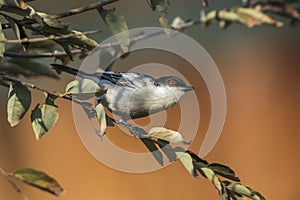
[130,126,149,138]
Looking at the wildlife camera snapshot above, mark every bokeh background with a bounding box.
[1,0,300,199]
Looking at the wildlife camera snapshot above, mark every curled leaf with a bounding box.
[208,163,240,182]
[65,79,106,100]
[194,162,229,200]
[149,127,191,144]
[224,181,265,200]
[95,103,107,138]
[217,7,283,28]
[147,0,173,36]
[175,149,198,178]
[97,7,129,52]
[171,16,185,30]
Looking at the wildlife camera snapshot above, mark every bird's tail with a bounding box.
[51,64,95,79]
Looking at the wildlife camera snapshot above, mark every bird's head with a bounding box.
[154,76,194,102]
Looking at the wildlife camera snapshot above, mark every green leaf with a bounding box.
[60,43,73,60]
[175,150,198,177]
[64,30,99,51]
[97,7,129,52]
[224,181,265,200]
[147,0,169,11]
[24,12,98,55]
[0,0,36,17]
[5,58,59,78]
[65,79,106,100]
[31,94,59,140]
[95,103,106,138]
[7,82,31,126]
[147,0,172,36]
[6,16,21,40]
[157,4,172,31]
[208,163,240,182]
[149,127,191,144]
[186,150,209,164]
[3,14,29,50]
[11,168,64,196]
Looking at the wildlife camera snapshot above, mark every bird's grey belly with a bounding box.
[98,87,165,120]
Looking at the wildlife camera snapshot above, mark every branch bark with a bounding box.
[52,0,119,19]
[1,0,119,30]
[0,29,102,44]
[3,31,165,58]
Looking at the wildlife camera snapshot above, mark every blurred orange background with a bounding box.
[1,0,300,200]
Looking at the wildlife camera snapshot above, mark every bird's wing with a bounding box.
[98,72,138,89]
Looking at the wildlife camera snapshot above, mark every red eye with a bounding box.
[169,80,177,85]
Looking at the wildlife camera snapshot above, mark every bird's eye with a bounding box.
[168,79,177,85]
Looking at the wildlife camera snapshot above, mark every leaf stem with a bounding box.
[0,168,29,200]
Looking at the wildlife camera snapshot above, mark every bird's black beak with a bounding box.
[181,85,194,92]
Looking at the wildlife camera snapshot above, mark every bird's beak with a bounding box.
[181,85,194,92]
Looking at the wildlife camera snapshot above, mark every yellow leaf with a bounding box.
[149,127,190,144]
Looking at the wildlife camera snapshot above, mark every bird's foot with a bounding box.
[115,119,149,138]
[130,126,149,138]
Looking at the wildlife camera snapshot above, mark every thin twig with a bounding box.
[1,0,119,30]
[0,75,95,112]
[0,29,102,44]
[4,31,165,58]
[4,49,83,58]
[172,19,201,30]
[52,0,119,19]
[0,168,29,200]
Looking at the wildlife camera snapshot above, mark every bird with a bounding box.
[51,64,194,121]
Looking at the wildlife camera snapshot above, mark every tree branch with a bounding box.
[0,75,95,113]
[1,0,119,30]
[52,0,119,19]
[3,31,165,58]
[0,168,29,200]
[0,29,102,44]
[4,49,83,58]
